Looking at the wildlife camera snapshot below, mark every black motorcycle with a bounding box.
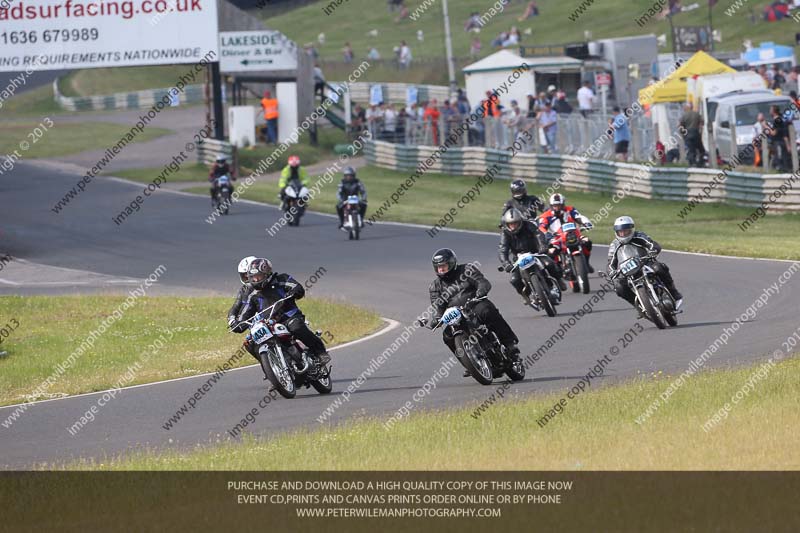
[235,296,332,398]
[500,252,560,317]
[610,244,679,329]
[423,297,525,386]
[213,175,233,215]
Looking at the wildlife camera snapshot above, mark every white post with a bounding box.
[442,0,457,93]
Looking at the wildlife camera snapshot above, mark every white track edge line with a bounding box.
[0,317,400,411]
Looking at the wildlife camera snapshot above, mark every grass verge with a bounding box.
[0,120,171,159]
[190,164,800,260]
[72,356,799,470]
[110,163,209,183]
[0,295,382,407]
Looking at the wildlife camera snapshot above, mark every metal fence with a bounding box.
[352,110,658,163]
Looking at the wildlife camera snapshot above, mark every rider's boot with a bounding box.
[316,351,331,366]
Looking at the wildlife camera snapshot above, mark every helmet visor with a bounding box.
[507,221,521,232]
[239,272,249,284]
[616,227,634,239]
[249,272,267,285]
[551,203,563,212]
[436,263,451,275]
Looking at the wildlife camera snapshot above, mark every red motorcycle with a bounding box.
[547,219,592,294]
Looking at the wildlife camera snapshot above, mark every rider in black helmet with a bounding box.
[336,166,368,229]
[502,179,545,222]
[426,248,521,373]
[499,208,565,305]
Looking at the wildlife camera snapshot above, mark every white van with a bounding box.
[712,93,796,164]
[687,71,770,148]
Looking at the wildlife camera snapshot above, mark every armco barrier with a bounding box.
[197,138,234,167]
[364,140,800,211]
[53,78,205,111]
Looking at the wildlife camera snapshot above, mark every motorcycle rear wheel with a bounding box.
[311,373,333,394]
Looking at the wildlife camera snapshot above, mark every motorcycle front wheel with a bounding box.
[455,334,493,385]
[637,285,667,329]
[260,347,297,398]
[530,273,557,317]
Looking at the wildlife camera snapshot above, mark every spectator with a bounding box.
[395,2,409,22]
[396,106,407,143]
[577,81,595,117]
[609,106,630,162]
[367,47,381,60]
[304,43,319,60]
[343,42,354,63]
[526,92,537,118]
[388,0,403,11]
[260,90,279,144]
[352,103,367,133]
[382,103,398,141]
[470,37,482,58]
[534,91,550,109]
[518,1,539,20]
[502,27,521,47]
[366,103,384,138]
[313,64,326,98]
[423,98,442,145]
[504,100,523,146]
[679,103,704,167]
[491,32,509,48]
[465,11,482,31]
[546,85,558,104]
[399,40,412,68]
[441,99,456,138]
[539,102,558,153]
[768,104,791,171]
[773,68,787,91]
[456,89,471,115]
[553,91,572,115]
[753,112,768,167]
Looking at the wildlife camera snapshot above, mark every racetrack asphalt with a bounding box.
[0,160,797,469]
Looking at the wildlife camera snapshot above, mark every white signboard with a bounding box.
[0,0,219,72]
[219,31,298,73]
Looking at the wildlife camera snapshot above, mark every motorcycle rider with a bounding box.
[336,166,368,230]
[607,216,683,311]
[499,208,566,306]
[209,155,235,204]
[538,193,594,272]
[278,155,309,204]
[502,179,545,221]
[426,248,521,375]
[231,258,331,366]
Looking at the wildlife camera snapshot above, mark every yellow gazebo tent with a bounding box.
[638,51,735,105]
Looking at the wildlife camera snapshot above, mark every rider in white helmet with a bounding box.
[607,216,683,310]
[228,256,257,328]
[538,193,595,272]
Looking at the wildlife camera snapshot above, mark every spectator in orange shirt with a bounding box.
[260,90,279,144]
[423,99,441,145]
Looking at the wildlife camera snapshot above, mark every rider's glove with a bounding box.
[227,316,236,327]
[583,221,594,230]
[548,247,557,255]
[503,263,513,272]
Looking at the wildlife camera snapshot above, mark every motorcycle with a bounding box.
[213,175,232,215]
[424,297,525,386]
[610,244,679,329]
[500,252,561,317]
[549,221,591,294]
[281,179,309,226]
[235,296,332,398]
[342,195,363,240]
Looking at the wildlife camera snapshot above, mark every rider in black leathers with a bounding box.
[232,258,330,365]
[426,248,521,372]
[336,166,367,229]
[498,209,565,305]
[501,179,545,222]
[209,155,234,203]
[607,216,683,310]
